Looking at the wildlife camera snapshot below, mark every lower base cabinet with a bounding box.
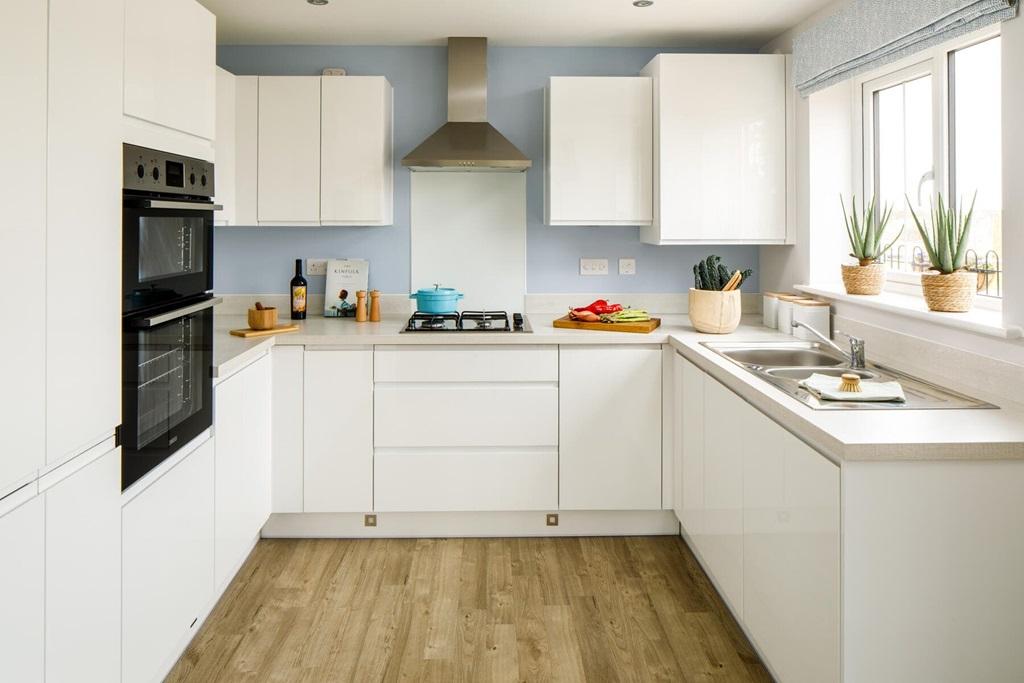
[45,448,122,683]
[559,345,662,510]
[674,352,839,683]
[215,354,272,588]
[0,492,45,682]
[303,347,373,512]
[123,438,215,683]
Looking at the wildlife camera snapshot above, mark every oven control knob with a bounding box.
[136,164,145,179]
[189,172,196,185]
[151,166,160,181]
[200,174,207,187]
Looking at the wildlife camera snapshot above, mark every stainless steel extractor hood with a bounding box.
[402,37,531,172]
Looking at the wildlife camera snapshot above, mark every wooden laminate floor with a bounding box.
[167,536,772,682]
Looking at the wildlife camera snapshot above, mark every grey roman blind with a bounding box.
[794,0,1018,96]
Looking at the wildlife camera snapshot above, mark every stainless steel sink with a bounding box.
[702,340,995,411]
[719,347,844,368]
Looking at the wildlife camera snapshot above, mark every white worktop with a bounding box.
[214,312,1024,463]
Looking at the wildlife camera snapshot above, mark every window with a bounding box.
[862,32,1003,300]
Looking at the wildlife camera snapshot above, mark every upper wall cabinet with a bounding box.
[253,75,394,227]
[640,54,787,245]
[321,76,394,226]
[214,71,258,226]
[545,77,653,226]
[124,0,216,142]
[257,76,322,225]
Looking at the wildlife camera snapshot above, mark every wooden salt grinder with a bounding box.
[369,290,381,322]
[355,290,368,322]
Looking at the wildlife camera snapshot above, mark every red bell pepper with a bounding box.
[573,299,623,315]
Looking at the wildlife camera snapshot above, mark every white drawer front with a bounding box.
[374,345,558,383]
[374,385,558,447]
[374,449,558,511]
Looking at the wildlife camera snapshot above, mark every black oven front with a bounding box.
[121,298,216,490]
[122,144,217,316]
[121,144,220,489]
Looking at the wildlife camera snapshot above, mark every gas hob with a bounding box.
[402,311,532,333]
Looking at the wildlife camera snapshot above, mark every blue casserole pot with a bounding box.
[410,285,464,313]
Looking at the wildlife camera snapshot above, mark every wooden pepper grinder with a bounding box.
[355,290,368,322]
[369,290,381,322]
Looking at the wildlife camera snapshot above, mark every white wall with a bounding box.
[1002,16,1024,329]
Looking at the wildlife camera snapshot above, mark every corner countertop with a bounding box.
[214,312,1024,463]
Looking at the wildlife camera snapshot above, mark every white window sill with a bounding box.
[796,284,1023,340]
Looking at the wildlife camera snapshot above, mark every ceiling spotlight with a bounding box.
[307,0,328,5]
[633,0,654,6]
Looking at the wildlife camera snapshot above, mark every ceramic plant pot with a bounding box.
[841,263,885,295]
[921,271,976,312]
[688,288,741,334]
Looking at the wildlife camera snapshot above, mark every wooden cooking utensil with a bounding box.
[723,270,743,292]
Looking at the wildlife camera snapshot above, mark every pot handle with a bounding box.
[409,293,417,299]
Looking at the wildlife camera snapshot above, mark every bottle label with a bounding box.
[292,286,307,313]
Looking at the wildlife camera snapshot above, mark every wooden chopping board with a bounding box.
[552,315,661,334]
[229,324,300,338]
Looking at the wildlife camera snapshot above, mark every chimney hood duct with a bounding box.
[402,37,531,172]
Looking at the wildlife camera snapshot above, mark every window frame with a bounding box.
[853,26,1002,309]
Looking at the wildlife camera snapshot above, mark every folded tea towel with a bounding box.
[799,373,906,402]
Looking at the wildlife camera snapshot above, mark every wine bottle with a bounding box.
[290,258,307,320]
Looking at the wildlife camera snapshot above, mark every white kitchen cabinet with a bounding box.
[123,438,215,683]
[640,54,787,245]
[0,0,47,494]
[123,0,216,140]
[374,450,558,512]
[44,447,122,683]
[559,346,662,510]
[545,77,653,226]
[46,0,122,465]
[214,67,237,225]
[697,377,745,613]
[321,76,394,226]
[214,355,272,589]
[375,385,558,448]
[675,352,705,533]
[303,348,373,512]
[234,77,260,226]
[214,72,259,226]
[0,490,45,683]
[742,409,840,683]
[272,346,304,513]
[258,76,322,224]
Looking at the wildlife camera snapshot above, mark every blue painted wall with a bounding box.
[215,46,760,295]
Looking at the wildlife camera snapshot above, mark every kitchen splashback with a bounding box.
[410,172,526,313]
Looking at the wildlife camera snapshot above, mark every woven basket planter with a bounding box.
[841,263,885,295]
[921,271,976,312]
[688,288,741,334]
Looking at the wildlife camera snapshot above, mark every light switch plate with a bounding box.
[306,258,328,276]
[580,258,609,276]
[619,258,636,275]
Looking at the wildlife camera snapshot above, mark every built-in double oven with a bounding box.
[121,144,220,489]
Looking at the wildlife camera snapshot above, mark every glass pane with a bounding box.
[138,216,204,283]
[952,37,1002,297]
[133,314,204,450]
[873,74,934,273]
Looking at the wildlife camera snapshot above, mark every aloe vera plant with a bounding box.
[841,195,903,266]
[906,193,976,274]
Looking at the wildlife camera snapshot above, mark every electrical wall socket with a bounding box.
[306,258,328,276]
[580,258,609,276]
[619,258,636,275]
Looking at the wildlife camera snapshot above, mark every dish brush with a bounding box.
[838,373,862,393]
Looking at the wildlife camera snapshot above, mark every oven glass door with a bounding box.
[123,204,213,315]
[122,304,213,489]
